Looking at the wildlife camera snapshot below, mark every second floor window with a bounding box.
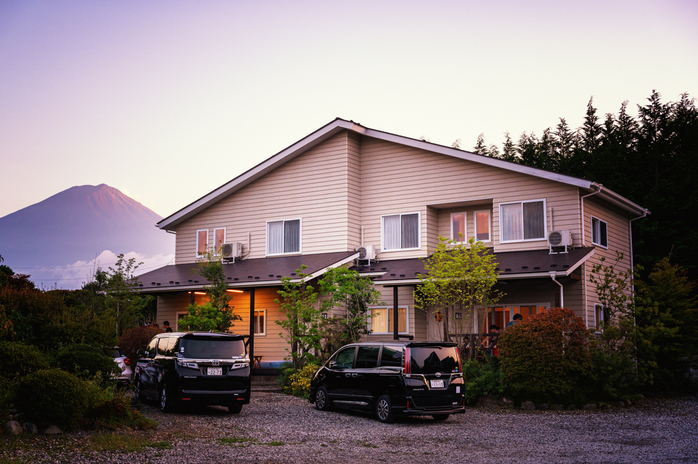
[591,217,608,247]
[500,200,546,242]
[196,229,208,256]
[382,212,420,251]
[214,228,226,253]
[451,213,466,242]
[267,219,301,255]
[475,210,491,242]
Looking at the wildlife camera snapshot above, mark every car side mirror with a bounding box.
[329,361,338,369]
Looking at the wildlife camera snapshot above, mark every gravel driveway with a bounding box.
[3,393,698,463]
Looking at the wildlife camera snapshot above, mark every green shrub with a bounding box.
[0,341,49,381]
[54,344,117,382]
[499,308,592,401]
[463,357,506,404]
[281,364,319,398]
[14,368,89,430]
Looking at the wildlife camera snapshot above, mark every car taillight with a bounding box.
[124,358,131,366]
[404,348,410,374]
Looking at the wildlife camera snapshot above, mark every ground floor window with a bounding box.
[254,309,266,335]
[595,304,609,331]
[483,304,549,333]
[369,306,408,334]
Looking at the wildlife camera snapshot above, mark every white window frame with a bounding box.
[499,199,547,243]
[486,303,550,327]
[266,218,302,256]
[175,311,188,332]
[196,229,209,257]
[368,306,409,334]
[450,212,467,243]
[591,216,608,248]
[253,309,266,336]
[213,227,226,255]
[381,212,421,252]
[594,304,609,332]
[474,210,492,243]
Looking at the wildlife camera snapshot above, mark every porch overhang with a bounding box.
[355,247,595,286]
[135,251,359,293]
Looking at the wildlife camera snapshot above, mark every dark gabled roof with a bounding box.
[157,118,648,230]
[136,251,358,292]
[138,247,596,293]
[353,247,596,285]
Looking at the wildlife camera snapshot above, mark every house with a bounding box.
[137,118,649,367]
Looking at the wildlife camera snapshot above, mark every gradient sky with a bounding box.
[1,0,697,221]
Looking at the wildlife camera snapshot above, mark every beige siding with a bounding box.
[358,137,583,260]
[174,132,356,263]
[582,197,633,328]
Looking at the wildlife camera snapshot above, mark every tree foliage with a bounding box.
[417,236,503,354]
[319,266,383,345]
[275,266,322,369]
[476,91,698,282]
[179,251,240,332]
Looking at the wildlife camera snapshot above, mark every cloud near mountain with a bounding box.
[0,184,174,289]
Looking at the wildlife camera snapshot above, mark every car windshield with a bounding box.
[179,337,245,359]
[409,346,459,374]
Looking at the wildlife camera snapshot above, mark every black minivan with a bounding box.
[309,341,465,422]
[135,332,251,413]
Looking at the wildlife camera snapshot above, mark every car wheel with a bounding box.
[315,387,332,411]
[134,378,143,401]
[432,414,449,421]
[159,383,176,413]
[375,395,394,423]
[228,403,243,414]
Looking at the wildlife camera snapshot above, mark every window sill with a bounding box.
[499,238,546,244]
[591,242,609,249]
[380,247,421,253]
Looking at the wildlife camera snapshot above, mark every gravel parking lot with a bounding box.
[3,392,698,464]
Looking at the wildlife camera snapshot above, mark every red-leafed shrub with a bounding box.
[118,325,163,361]
[499,308,591,399]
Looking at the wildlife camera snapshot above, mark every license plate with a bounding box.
[430,379,445,388]
[207,367,223,376]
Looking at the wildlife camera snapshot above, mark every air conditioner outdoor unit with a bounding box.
[548,230,571,253]
[221,242,242,260]
[357,245,376,263]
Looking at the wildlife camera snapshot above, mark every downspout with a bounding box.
[550,271,564,308]
[581,183,602,328]
[629,209,649,295]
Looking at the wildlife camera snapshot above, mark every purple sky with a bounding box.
[1,0,697,220]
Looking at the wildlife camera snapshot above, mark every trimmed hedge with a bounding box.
[0,340,49,381]
[14,368,89,430]
[54,344,117,382]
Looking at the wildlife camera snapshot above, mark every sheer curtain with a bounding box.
[383,215,400,250]
[501,204,523,241]
[268,221,283,254]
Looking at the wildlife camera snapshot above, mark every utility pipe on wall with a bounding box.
[580,183,603,328]
[550,272,564,309]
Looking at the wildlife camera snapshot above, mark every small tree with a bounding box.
[179,251,240,332]
[96,254,151,337]
[319,266,383,346]
[275,266,322,369]
[417,236,503,357]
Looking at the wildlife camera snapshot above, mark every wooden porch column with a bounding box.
[393,286,399,340]
[248,288,255,362]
